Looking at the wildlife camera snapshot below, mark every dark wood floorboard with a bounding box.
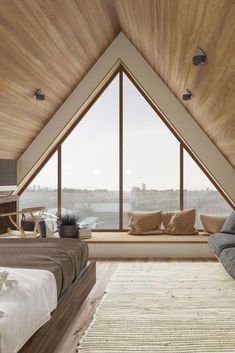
[60,261,118,353]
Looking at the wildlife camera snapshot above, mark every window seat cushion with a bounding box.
[128,211,163,235]
[161,209,198,235]
[200,214,227,234]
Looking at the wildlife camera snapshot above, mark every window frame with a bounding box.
[19,66,234,231]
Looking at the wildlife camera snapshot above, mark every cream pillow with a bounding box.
[128,211,163,235]
[162,209,198,235]
[200,214,227,234]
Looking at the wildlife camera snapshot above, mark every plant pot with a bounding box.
[59,224,78,238]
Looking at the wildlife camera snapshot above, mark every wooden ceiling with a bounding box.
[0,0,119,159]
[1,0,235,170]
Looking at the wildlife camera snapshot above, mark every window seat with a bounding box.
[86,232,209,244]
[85,232,214,259]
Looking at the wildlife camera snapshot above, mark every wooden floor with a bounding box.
[59,259,217,353]
[58,261,117,353]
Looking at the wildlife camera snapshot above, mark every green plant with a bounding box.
[59,213,78,226]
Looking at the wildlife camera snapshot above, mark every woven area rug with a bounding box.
[78,262,235,352]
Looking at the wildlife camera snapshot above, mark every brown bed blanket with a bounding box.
[0,238,89,298]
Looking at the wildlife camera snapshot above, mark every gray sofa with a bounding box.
[208,212,235,279]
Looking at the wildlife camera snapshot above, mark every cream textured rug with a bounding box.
[78,262,235,352]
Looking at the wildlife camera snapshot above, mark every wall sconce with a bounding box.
[35,88,45,101]
[192,48,207,66]
[182,89,193,101]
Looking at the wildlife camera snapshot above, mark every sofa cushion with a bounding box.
[128,211,163,235]
[208,232,235,257]
[220,248,235,280]
[161,209,198,235]
[200,214,227,234]
[221,212,235,234]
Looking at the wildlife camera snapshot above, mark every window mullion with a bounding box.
[58,145,62,217]
[119,70,124,230]
[180,144,184,210]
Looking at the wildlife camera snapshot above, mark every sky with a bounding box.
[30,73,216,191]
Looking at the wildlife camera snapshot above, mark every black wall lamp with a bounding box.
[192,48,207,66]
[35,88,45,101]
[182,89,193,101]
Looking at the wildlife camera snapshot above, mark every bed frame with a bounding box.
[19,261,96,353]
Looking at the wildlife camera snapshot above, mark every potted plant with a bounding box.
[58,214,78,238]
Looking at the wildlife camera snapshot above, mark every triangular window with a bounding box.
[20,68,233,230]
[184,149,232,227]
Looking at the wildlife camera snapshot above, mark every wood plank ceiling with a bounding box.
[0,0,235,169]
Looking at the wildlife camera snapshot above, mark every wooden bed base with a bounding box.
[19,261,96,353]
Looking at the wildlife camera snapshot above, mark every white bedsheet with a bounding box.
[0,267,57,353]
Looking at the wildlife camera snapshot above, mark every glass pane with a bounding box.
[184,149,232,227]
[19,152,58,215]
[62,76,119,229]
[123,74,180,227]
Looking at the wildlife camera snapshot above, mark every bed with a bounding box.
[0,238,96,353]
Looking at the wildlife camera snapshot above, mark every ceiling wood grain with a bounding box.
[0,0,119,159]
[115,0,235,167]
[0,0,235,170]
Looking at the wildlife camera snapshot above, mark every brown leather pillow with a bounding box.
[128,211,163,235]
[162,209,198,235]
[200,214,227,234]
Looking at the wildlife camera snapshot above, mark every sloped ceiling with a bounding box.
[0,0,119,159]
[1,0,235,169]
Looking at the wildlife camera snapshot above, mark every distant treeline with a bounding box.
[26,186,216,193]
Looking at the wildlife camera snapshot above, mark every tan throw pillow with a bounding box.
[162,209,198,235]
[128,211,163,235]
[200,214,227,234]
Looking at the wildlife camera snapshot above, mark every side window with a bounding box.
[19,152,58,215]
[184,149,231,227]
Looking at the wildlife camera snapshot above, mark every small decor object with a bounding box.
[58,214,78,238]
[21,213,47,237]
[78,223,92,239]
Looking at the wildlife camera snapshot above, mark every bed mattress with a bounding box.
[0,266,57,353]
[0,238,89,297]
